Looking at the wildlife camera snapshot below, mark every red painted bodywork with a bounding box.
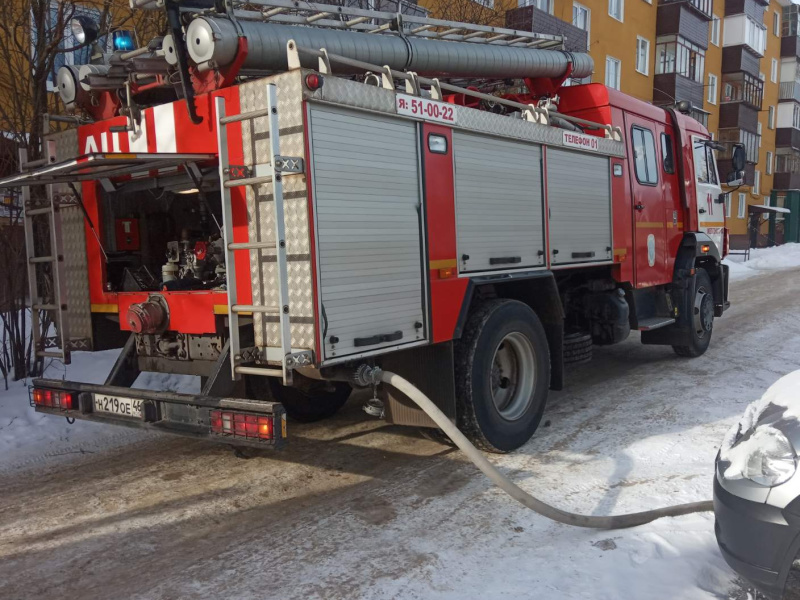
[71,79,711,356]
[78,86,250,334]
[422,124,469,343]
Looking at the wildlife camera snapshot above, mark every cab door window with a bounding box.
[693,139,718,184]
[632,126,658,185]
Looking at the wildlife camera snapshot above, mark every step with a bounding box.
[637,317,676,331]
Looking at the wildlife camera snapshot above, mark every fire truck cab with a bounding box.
[3,2,743,453]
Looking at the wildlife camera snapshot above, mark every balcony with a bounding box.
[720,72,764,109]
[780,82,800,103]
[505,6,588,53]
[718,127,760,164]
[776,127,800,151]
[721,45,761,76]
[719,102,759,130]
[774,151,800,190]
[658,0,712,20]
[656,4,710,49]
[653,74,704,106]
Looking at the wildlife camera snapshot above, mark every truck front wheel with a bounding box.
[673,267,714,358]
[455,299,550,453]
[248,374,352,423]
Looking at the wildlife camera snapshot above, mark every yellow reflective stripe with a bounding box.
[429,258,457,269]
[91,304,118,313]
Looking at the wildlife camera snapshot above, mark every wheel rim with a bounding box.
[693,284,714,339]
[490,332,536,421]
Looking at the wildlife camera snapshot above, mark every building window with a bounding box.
[753,170,761,195]
[655,36,705,83]
[771,59,778,83]
[519,0,551,11]
[606,56,621,90]
[769,105,775,129]
[707,73,717,104]
[758,122,762,147]
[573,3,591,48]
[747,19,767,56]
[774,11,781,37]
[711,16,720,46]
[766,151,773,175]
[632,126,658,185]
[636,37,650,75]
[738,193,746,218]
[609,0,623,22]
[32,2,106,91]
[724,194,731,218]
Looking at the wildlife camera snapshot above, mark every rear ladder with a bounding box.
[20,142,71,364]
[215,82,308,385]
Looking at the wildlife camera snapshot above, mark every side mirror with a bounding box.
[731,143,746,172]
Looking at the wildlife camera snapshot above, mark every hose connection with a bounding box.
[351,364,383,388]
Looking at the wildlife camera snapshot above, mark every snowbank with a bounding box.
[0,350,198,470]
[724,243,800,281]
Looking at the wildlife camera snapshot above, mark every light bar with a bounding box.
[210,409,274,441]
[31,388,75,410]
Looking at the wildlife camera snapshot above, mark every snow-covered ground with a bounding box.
[2,243,800,600]
[724,242,800,281]
[0,350,199,470]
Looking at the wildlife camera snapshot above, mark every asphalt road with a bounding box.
[2,269,798,600]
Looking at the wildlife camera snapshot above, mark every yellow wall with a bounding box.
[552,0,658,102]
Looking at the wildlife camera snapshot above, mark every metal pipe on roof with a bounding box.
[185,17,594,80]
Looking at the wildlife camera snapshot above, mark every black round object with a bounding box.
[673,267,714,358]
[454,299,550,453]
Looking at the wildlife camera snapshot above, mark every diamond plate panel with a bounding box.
[307,74,625,157]
[44,128,93,347]
[238,72,315,352]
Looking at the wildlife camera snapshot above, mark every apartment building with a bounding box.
[425,0,800,245]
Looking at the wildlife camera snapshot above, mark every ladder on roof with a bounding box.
[215,82,309,385]
[227,0,565,49]
[20,142,71,365]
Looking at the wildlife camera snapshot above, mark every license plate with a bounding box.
[93,394,143,418]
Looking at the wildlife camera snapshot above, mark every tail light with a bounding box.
[210,409,274,441]
[31,388,74,410]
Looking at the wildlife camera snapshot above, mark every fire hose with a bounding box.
[367,368,713,529]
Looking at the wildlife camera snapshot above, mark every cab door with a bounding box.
[691,136,725,253]
[626,119,667,288]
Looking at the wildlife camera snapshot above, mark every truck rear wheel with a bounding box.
[455,299,550,453]
[672,267,714,358]
[247,374,352,423]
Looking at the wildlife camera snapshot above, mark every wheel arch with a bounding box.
[675,232,729,316]
[454,272,565,391]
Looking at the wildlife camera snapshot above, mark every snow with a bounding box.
[3,243,800,599]
[724,242,800,281]
[720,370,800,483]
[0,350,199,470]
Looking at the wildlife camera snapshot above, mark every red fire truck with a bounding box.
[3,0,744,453]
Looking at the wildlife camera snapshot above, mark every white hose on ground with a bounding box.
[380,370,713,529]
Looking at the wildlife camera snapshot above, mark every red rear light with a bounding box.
[258,416,273,440]
[305,73,323,91]
[209,410,274,441]
[32,388,74,410]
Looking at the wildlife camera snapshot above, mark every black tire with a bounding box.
[247,374,352,423]
[563,332,593,365]
[672,267,714,358]
[784,553,800,599]
[454,299,550,453]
